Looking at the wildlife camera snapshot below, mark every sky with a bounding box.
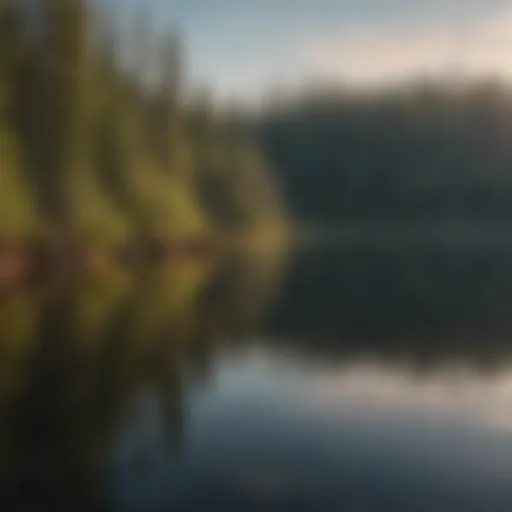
[117,0,512,101]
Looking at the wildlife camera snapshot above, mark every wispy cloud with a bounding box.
[301,10,512,85]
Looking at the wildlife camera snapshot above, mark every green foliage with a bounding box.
[66,165,131,245]
[193,112,285,231]
[225,138,285,227]
[131,164,207,237]
[0,130,34,237]
[0,0,283,248]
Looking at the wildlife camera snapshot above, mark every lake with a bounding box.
[3,239,512,511]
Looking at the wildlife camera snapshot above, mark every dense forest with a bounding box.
[0,0,284,264]
[4,0,512,275]
[259,80,512,223]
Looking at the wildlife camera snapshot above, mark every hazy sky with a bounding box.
[118,0,512,100]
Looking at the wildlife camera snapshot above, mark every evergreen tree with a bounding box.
[0,0,34,238]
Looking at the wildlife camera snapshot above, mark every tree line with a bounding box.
[258,79,512,224]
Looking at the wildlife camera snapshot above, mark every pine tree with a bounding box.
[0,0,34,239]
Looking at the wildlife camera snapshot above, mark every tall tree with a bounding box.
[153,31,190,175]
[30,0,90,224]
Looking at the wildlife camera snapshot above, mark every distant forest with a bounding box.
[259,80,512,223]
[0,0,283,249]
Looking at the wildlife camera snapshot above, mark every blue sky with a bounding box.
[116,0,512,100]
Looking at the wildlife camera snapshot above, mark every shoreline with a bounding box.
[0,236,216,288]
[0,225,289,288]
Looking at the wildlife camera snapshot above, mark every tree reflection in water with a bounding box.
[4,242,512,510]
[0,246,287,511]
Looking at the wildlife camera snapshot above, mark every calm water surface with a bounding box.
[3,241,512,511]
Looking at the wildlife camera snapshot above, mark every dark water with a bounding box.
[3,240,512,511]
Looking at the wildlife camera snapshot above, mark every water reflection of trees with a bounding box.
[0,248,287,510]
[271,244,512,374]
[5,243,512,508]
